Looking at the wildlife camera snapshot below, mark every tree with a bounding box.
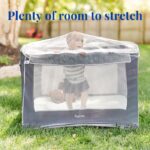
[0,0,27,53]
[96,0,124,12]
[42,0,53,38]
[25,0,54,38]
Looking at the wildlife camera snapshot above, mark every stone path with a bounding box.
[0,64,21,79]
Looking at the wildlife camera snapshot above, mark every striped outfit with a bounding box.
[63,65,89,95]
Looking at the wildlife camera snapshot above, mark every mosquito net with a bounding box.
[21,32,139,112]
[21,31,139,64]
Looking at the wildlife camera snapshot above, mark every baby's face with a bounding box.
[67,33,83,50]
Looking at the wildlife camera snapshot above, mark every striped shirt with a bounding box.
[64,65,86,84]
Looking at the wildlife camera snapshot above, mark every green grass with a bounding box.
[0,45,150,149]
[0,55,11,66]
[19,37,40,45]
[0,38,39,66]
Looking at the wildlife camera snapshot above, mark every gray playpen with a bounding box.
[20,32,139,128]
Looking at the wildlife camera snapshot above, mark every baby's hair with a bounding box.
[66,31,83,45]
[66,32,74,45]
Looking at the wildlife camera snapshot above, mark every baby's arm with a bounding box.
[79,51,87,57]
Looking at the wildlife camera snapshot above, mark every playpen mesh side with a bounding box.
[33,63,127,111]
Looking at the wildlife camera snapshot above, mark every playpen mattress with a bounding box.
[34,95,127,111]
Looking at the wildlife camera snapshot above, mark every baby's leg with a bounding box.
[80,90,88,109]
[65,93,74,110]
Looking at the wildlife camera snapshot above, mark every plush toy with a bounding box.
[49,89,65,104]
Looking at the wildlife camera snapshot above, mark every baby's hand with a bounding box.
[79,52,86,57]
[79,52,86,56]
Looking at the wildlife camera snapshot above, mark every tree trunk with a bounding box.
[0,0,27,53]
[42,0,50,38]
[42,0,55,38]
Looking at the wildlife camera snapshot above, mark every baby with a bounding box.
[63,31,89,109]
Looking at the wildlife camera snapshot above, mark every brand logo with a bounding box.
[74,114,85,118]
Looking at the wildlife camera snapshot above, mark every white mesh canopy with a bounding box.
[21,31,139,65]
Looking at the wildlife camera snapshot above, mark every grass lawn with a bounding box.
[0,45,150,149]
[0,55,12,66]
[18,37,40,45]
[0,38,39,66]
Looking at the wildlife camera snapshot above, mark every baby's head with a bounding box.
[66,31,84,50]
